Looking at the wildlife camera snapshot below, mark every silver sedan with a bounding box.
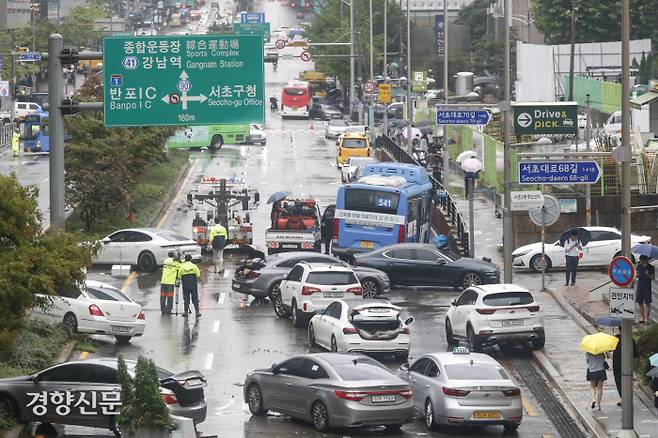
[244,353,413,432]
[398,350,523,432]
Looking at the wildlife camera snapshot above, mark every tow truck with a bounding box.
[266,197,323,255]
[186,176,260,251]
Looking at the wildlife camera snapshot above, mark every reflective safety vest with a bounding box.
[161,257,180,285]
[178,261,201,279]
[209,223,228,241]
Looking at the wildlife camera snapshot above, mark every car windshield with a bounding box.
[306,271,358,285]
[345,189,399,214]
[444,363,509,380]
[333,362,394,381]
[284,88,306,96]
[86,285,131,302]
[483,292,534,307]
[437,248,457,262]
[330,119,348,127]
[342,138,367,148]
[156,230,190,241]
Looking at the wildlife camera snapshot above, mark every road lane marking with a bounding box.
[212,320,221,333]
[120,271,137,292]
[79,351,89,360]
[542,435,552,438]
[204,353,214,370]
[522,397,538,416]
[218,293,226,304]
[223,269,230,278]
[156,160,199,229]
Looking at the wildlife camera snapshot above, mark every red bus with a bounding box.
[281,81,311,119]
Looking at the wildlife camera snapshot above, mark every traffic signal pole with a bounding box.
[502,0,514,283]
[48,34,65,231]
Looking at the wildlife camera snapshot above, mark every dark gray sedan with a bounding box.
[244,353,413,432]
[0,358,207,436]
[232,251,390,299]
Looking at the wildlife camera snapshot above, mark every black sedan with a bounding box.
[352,243,500,289]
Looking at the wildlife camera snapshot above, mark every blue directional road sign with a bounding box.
[19,52,41,62]
[436,108,491,125]
[241,12,265,23]
[518,160,602,185]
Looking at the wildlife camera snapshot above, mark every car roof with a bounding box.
[301,262,352,272]
[468,284,531,294]
[341,298,397,309]
[84,279,123,290]
[307,352,373,365]
[427,351,500,366]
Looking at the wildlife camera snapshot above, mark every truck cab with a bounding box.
[336,132,371,167]
[266,198,322,254]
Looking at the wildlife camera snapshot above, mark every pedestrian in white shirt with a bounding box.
[565,230,583,286]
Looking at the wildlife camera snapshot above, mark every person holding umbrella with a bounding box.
[581,332,619,410]
[564,229,583,286]
[612,330,638,406]
[635,255,655,323]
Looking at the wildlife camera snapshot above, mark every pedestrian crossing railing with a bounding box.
[0,123,13,148]
[375,135,470,257]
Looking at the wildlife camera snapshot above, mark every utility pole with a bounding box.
[349,0,355,122]
[619,0,634,434]
[405,0,412,153]
[369,0,373,80]
[442,0,449,189]
[585,94,592,226]
[502,0,513,283]
[48,34,65,231]
[383,0,388,135]
[10,31,16,122]
[568,0,577,100]
[368,0,374,131]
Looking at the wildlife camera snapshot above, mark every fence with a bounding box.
[0,123,14,148]
[375,135,470,256]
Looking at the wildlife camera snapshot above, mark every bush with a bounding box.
[635,324,658,383]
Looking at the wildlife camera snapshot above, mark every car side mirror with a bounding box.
[436,258,446,264]
[30,374,41,383]
[102,237,111,243]
[451,299,457,306]
[271,364,278,373]
[404,317,415,326]
[399,363,409,372]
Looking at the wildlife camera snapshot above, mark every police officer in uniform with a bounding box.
[11,128,20,158]
[209,218,228,274]
[160,250,180,314]
[178,254,201,318]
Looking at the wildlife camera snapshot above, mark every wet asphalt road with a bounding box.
[23,1,565,437]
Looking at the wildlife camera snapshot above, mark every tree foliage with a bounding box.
[0,175,94,357]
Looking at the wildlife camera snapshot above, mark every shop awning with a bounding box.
[630,91,658,109]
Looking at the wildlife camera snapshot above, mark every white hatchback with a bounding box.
[32,280,145,343]
[278,262,363,328]
[445,284,544,352]
[309,299,414,360]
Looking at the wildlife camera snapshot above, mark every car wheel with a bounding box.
[461,272,482,289]
[271,283,288,318]
[330,335,338,352]
[34,423,57,435]
[210,134,223,151]
[109,417,122,437]
[467,325,482,353]
[63,312,78,333]
[530,254,552,273]
[115,335,132,344]
[504,422,520,432]
[308,323,317,347]
[0,395,18,422]
[291,300,305,328]
[247,384,268,416]
[311,400,330,432]
[531,332,546,350]
[137,251,157,272]
[361,279,379,298]
[445,318,457,346]
[424,398,435,429]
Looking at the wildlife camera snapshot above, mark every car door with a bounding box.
[290,359,330,418]
[314,302,340,348]
[404,358,431,408]
[584,231,620,266]
[75,364,121,427]
[269,358,305,415]
[449,289,478,337]
[96,231,131,263]
[381,248,414,285]
[281,265,304,309]
[324,302,343,348]
[414,359,440,408]
[50,285,84,323]
[411,248,452,286]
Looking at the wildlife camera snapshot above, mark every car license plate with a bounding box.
[323,292,343,298]
[474,411,501,419]
[366,308,391,313]
[360,240,375,249]
[502,320,524,327]
[112,326,130,333]
[232,281,240,289]
[371,394,396,403]
[281,244,298,249]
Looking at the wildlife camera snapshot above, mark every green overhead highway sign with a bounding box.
[234,22,271,42]
[102,35,265,127]
[512,102,578,135]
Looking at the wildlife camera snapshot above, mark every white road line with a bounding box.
[204,353,214,370]
[218,292,226,304]
[212,320,221,333]
[222,270,230,278]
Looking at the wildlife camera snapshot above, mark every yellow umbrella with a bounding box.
[580,332,619,355]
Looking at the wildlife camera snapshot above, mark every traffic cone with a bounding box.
[309,123,314,130]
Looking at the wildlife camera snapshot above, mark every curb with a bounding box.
[147,154,192,228]
[545,287,598,336]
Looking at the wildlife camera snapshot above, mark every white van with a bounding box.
[14,101,42,120]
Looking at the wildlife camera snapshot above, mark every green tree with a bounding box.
[0,174,94,357]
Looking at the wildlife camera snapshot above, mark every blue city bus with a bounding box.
[21,111,49,153]
[331,162,434,258]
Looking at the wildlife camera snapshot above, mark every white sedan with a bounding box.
[512,226,650,272]
[324,119,349,139]
[341,156,376,183]
[93,228,201,272]
[32,280,145,344]
[308,299,414,360]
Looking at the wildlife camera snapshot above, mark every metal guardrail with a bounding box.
[0,123,13,148]
[376,135,470,256]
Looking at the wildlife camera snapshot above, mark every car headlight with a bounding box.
[513,250,531,258]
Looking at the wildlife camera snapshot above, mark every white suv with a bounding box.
[445,284,545,352]
[278,262,363,328]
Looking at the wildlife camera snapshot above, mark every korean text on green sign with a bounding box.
[103,35,265,127]
[234,22,271,42]
[512,102,578,135]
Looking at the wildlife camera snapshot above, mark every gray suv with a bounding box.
[232,252,390,299]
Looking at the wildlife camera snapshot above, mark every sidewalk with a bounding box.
[451,173,658,437]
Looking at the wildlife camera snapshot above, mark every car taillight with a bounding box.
[397,225,406,243]
[442,387,471,397]
[347,287,362,296]
[402,326,410,334]
[137,310,145,320]
[268,242,280,249]
[301,242,314,249]
[343,327,358,334]
[245,271,261,279]
[503,388,521,397]
[332,218,339,241]
[193,226,205,233]
[527,305,540,312]
[335,390,368,401]
[240,225,252,232]
[88,304,104,317]
[476,308,496,315]
[399,389,413,399]
[160,389,178,404]
[302,286,321,295]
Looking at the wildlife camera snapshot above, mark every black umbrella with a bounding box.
[419,127,434,135]
[560,227,592,247]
